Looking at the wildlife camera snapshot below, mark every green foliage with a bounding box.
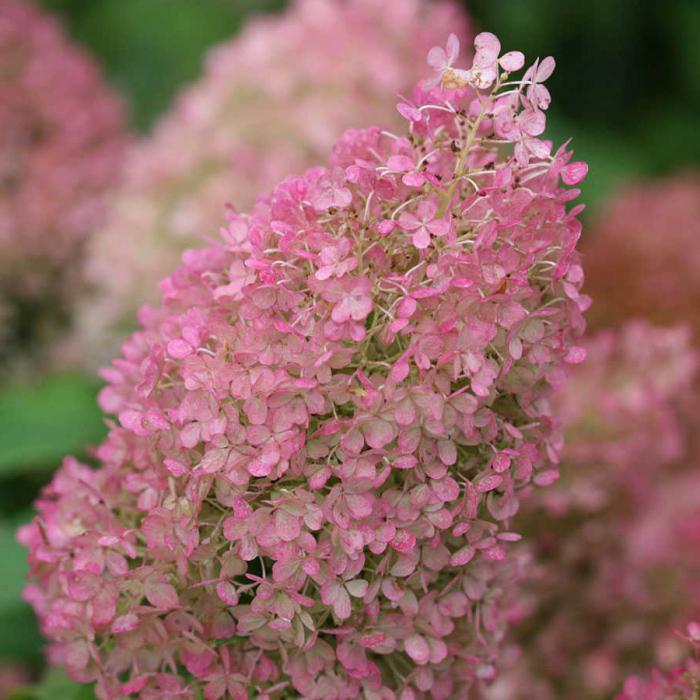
[0,519,27,614]
[0,516,42,665]
[0,374,105,477]
[38,0,285,130]
[7,669,96,700]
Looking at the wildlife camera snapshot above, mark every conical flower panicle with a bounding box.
[22,32,587,700]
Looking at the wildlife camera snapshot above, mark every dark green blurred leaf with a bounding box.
[0,515,43,664]
[39,0,285,130]
[8,669,96,700]
[0,374,105,476]
[0,519,27,614]
[0,605,42,663]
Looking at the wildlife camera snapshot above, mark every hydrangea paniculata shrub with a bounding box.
[583,173,700,337]
[616,622,700,700]
[0,0,128,370]
[21,32,588,699]
[487,321,700,700]
[77,0,472,365]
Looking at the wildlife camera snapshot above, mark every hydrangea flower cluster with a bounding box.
[616,622,700,700]
[21,32,587,699]
[583,173,700,337]
[487,321,700,700]
[77,0,472,366]
[0,0,128,370]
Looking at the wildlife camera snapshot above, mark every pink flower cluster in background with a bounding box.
[616,622,700,700]
[20,32,587,699]
[487,321,700,700]
[0,0,128,371]
[583,172,700,338]
[76,0,472,366]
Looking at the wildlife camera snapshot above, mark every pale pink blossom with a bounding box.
[398,201,451,249]
[615,623,700,700]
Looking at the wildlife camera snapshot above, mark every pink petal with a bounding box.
[564,345,587,364]
[167,338,193,359]
[216,581,238,606]
[275,509,301,542]
[390,360,410,384]
[378,219,397,236]
[359,632,386,648]
[144,580,178,609]
[437,440,457,466]
[427,218,451,237]
[164,458,188,477]
[328,584,352,620]
[476,474,503,493]
[390,551,419,577]
[111,612,139,634]
[362,419,396,449]
[427,45,447,71]
[561,161,588,185]
[492,453,511,473]
[345,579,369,598]
[387,155,415,172]
[449,545,476,567]
[474,32,501,60]
[396,102,422,123]
[405,634,430,665]
[533,469,559,486]
[402,171,426,187]
[428,638,448,664]
[499,51,525,72]
[412,228,431,250]
[519,109,546,137]
[398,211,420,230]
[535,56,556,81]
[446,33,461,65]
[390,529,417,553]
[345,493,373,519]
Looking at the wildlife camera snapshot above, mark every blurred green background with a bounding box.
[2,0,699,696]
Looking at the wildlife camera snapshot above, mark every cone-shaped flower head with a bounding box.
[21,32,587,700]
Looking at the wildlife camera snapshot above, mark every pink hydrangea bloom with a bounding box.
[21,33,586,699]
[76,0,472,366]
[583,172,700,337]
[616,622,700,700]
[488,322,700,700]
[0,0,128,370]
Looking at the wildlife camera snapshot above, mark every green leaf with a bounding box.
[0,373,106,476]
[7,669,96,700]
[0,516,43,663]
[0,605,42,662]
[0,519,28,614]
[38,0,285,130]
